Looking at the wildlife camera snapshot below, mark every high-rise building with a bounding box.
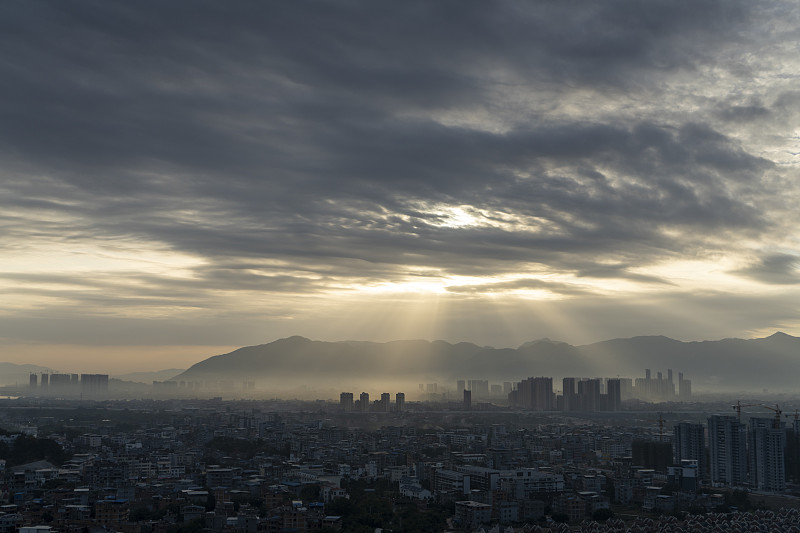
[632,440,673,472]
[516,377,553,411]
[340,392,354,412]
[619,378,633,400]
[749,417,786,492]
[359,392,370,412]
[29,374,37,389]
[673,423,706,478]
[50,373,72,390]
[708,415,747,487]
[80,374,108,395]
[468,380,489,398]
[562,377,578,411]
[40,373,49,388]
[678,373,692,399]
[380,392,391,412]
[578,378,601,412]
[395,392,405,412]
[463,389,471,411]
[606,379,622,412]
[635,369,677,401]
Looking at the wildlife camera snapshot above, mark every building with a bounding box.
[606,378,621,411]
[562,377,578,411]
[359,392,369,412]
[454,501,491,529]
[49,373,73,392]
[463,389,471,411]
[516,377,553,410]
[380,393,391,412]
[80,374,109,395]
[395,392,405,412]
[339,392,353,412]
[749,417,786,492]
[673,422,706,478]
[468,379,489,398]
[678,372,692,399]
[578,378,601,412]
[94,499,130,525]
[708,415,747,487]
[668,461,699,492]
[632,440,673,472]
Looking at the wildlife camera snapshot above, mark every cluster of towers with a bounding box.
[673,411,792,493]
[505,377,623,412]
[29,373,109,395]
[450,369,692,412]
[339,391,405,413]
[635,368,691,401]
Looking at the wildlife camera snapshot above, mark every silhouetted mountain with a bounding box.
[0,362,57,386]
[171,332,800,391]
[113,369,186,384]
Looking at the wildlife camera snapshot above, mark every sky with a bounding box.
[2,1,800,373]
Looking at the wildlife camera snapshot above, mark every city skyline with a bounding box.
[2,2,800,372]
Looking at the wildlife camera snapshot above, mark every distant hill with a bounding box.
[113,369,185,384]
[0,362,57,386]
[172,332,800,392]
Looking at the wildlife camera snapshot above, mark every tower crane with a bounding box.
[759,404,783,430]
[731,400,760,422]
[646,412,666,442]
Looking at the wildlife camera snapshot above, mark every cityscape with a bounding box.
[2,361,800,532]
[4,1,800,532]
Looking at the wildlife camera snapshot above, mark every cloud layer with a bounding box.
[2,1,800,368]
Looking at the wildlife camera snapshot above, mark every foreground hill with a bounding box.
[172,332,800,391]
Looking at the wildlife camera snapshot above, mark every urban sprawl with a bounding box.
[2,368,800,532]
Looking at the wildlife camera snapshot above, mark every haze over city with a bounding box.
[2,1,800,374]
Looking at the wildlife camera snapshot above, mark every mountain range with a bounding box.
[171,332,800,392]
[113,369,186,384]
[0,362,56,387]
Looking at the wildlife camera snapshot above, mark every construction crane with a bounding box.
[731,400,760,422]
[732,401,784,429]
[759,404,783,430]
[647,412,666,442]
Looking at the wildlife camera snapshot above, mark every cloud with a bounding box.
[0,0,799,352]
[735,254,800,285]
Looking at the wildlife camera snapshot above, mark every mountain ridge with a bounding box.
[170,331,800,391]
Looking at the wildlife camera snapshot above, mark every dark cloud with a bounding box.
[444,278,592,296]
[0,0,798,351]
[714,104,771,123]
[735,254,800,285]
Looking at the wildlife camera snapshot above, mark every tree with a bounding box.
[205,492,216,512]
[299,484,321,502]
[592,508,614,522]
